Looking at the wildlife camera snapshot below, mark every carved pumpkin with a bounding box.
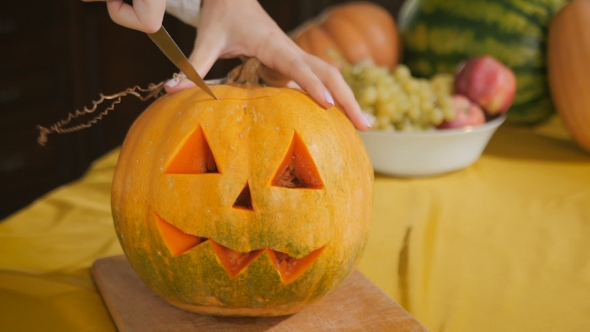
[111,62,374,316]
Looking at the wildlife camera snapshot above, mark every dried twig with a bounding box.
[36,78,175,146]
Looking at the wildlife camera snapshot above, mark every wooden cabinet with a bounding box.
[0,0,404,219]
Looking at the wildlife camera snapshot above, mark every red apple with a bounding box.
[437,95,486,129]
[454,56,517,115]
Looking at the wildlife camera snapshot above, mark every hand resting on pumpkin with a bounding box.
[84,0,372,131]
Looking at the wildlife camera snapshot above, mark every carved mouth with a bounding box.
[156,214,325,283]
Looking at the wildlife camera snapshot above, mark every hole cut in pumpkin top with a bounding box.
[165,125,219,174]
[272,131,324,189]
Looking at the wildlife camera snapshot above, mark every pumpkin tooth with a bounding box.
[155,214,207,257]
[210,241,265,278]
[271,131,324,189]
[155,214,325,282]
[267,247,325,284]
[210,241,325,282]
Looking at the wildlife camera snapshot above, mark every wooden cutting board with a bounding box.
[92,255,428,332]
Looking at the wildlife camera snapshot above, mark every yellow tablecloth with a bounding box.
[1,115,589,332]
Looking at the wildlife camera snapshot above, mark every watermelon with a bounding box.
[398,0,569,125]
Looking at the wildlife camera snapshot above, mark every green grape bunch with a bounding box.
[341,59,457,132]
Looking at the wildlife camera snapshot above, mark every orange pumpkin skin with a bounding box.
[548,0,590,153]
[301,22,341,67]
[111,85,374,316]
[315,1,400,68]
[261,2,400,87]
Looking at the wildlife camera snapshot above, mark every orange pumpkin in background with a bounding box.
[548,0,590,153]
[262,1,401,86]
[111,61,374,316]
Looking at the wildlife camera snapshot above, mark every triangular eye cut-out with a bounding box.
[233,182,253,211]
[165,126,219,174]
[272,132,324,189]
[156,214,206,257]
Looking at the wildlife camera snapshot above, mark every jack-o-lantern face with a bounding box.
[112,85,373,317]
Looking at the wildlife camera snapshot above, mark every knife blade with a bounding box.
[148,26,218,100]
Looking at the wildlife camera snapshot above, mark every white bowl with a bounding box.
[358,115,506,177]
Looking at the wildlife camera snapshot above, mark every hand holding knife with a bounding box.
[148,27,218,100]
[82,0,218,100]
[82,0,373,131]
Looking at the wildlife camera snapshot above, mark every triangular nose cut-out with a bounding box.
[165,126,219,174]
[233,182,253,211]
[155,214,206,257]
[272,131,324,189]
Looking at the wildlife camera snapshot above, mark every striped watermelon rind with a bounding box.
[399,0,569,125]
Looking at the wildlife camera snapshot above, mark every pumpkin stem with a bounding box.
[225,57,264,86]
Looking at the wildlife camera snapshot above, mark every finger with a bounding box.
[166,31,226,95]
[132,0,166,32]
[164,36,224,95]
[304,54,371,131]
[188,32,226,79]
[263,46,334,109]
[106,0,164,33]
[164,76,194,94]
[263,40,370,131]
[255,36,344,109]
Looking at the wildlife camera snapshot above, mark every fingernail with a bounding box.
[323,91,334,106]
[165,78,179,88]
[286,80,301,90]
[362,111,375,128]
